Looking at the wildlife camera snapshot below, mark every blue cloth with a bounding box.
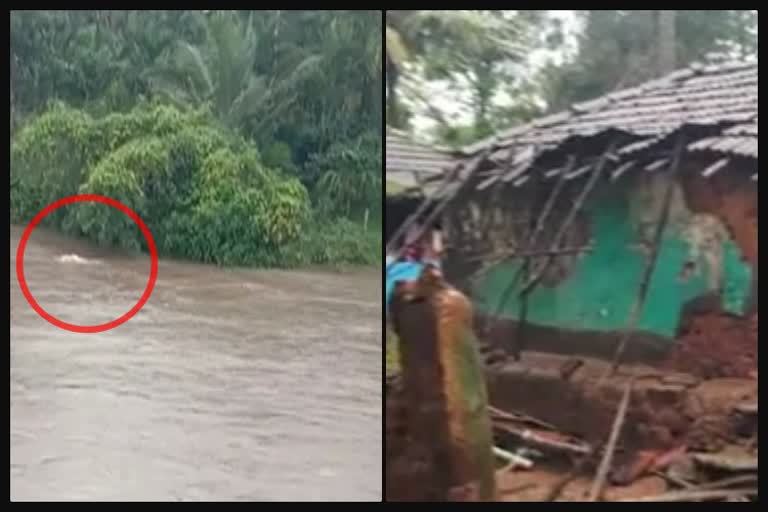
[386,261,424,309]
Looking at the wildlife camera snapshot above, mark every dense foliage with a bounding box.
[388,10,757,145]
[11,10,381,267]
[541,10,758,112]
[12,103,310,265]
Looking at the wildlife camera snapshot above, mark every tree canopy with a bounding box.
[11,10,382,267]
[388,10,758,146]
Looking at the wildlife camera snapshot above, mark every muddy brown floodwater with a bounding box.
[10,225,382,502]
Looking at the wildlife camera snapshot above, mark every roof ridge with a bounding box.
[459,59,757,155]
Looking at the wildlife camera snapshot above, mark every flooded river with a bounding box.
[10,225,382,501]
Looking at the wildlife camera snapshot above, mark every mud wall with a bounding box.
[443,160,757,375]
[470,173,752,339]
[663,162,757,377]
[667,311,757,378]
[484,354,758,453]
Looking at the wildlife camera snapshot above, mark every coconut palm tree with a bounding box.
[145,10,323,136]
[385,10,531,129]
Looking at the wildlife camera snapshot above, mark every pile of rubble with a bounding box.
[386,355,758,502]
[488,377,757,502]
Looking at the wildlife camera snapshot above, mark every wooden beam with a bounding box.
[609,133,686,374]
[519,142,618,296]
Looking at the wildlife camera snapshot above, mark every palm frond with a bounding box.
[174,41,215,98]
[226,75,269,128]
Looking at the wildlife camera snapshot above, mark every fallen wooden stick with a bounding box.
[615,488,757,502]
[493,423,592,456]
[692,452,758,472]
[651,470,695,489]
[493,446,533,469]
[488,405,559,431]
[587,377,634,501]
[694,474,758,491]
[608,134,686,375]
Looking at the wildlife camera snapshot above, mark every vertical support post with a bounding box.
[609,133,686,374]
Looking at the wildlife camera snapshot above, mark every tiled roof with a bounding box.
[457,60,757,183]
[688,119,758,158]
[386,128,457,190]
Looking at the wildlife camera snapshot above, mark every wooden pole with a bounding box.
[587,377,634,501]
[386,148,490,260]
[609,133,686,374]
[520,142,617,296]
[486,156,576,343]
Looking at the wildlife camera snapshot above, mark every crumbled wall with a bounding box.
[468,175,752,339]
[667,311,757,378]
[445,162,756,378]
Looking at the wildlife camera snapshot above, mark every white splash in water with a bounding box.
[56,254,102,265]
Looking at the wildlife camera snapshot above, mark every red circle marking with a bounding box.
[16,194,158,333]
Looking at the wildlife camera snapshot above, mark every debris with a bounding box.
[611,445,687,485]
[653,469,695,489]
[616,488,756,502]
[692,452,758,472]
[611,451,659,485]
[488,405,559,431]
[664,455,698,486]
[588,377,634,501]
[559,358,584,381]
[694,474,758,490]
[493,422,592,456]
[493,446,533,469]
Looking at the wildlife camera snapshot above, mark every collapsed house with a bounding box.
[386,59,758,501]
[436,59,757,379]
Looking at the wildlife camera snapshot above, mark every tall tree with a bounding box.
[657,10,677,75]
[144,11,322,136]
[541,10,757,112]
[386,10,550,139]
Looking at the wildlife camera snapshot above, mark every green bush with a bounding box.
[12,102,311,265]
[11,102,379,268]
[305,131,381,221]
[277,217,381,268]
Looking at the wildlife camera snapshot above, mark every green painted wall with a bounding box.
[475,181,753,340]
